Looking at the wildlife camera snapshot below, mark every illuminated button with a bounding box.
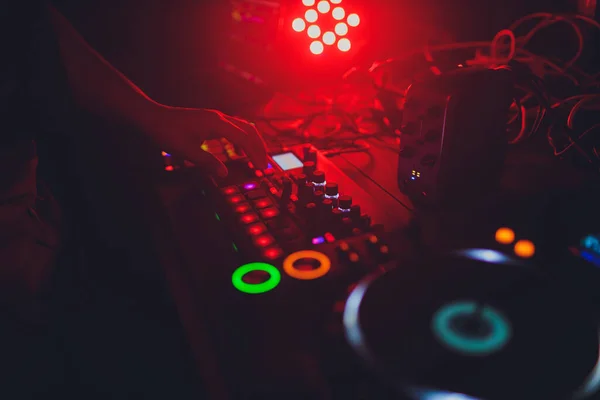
[255,170,264,178]
[283,250,331,280]
[260,207,280,219]
[247,223,267,236]
[231,262,281,294]
[263,247,284,260]
[380,245,390,255]
[367,234,379,245]
[317,1,330,13]
[254,234,275,248]
[338,241,350,252]
[254,198,273,209]
[431,301,512,356]
[240,213,259,224]
[235,203,251,214]
[222,187,239,197]
[514,240,535,258]
[242,182,258,191]
[227,195,245,204]
[348,252,360,263]
[247,190,267,200]
[495,227,515,244]
[264,168,275,176]
[165,165,174,171]
[324,232,336,243]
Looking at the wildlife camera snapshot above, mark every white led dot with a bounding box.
[292,18,306,32]
[310,41,324,55]
[307,24,321,39]
[332,7,345,20]
[322,31,336,45]
[347,13,360,27]
[305,9,318,23]
[335,22,348,36]
[302,0,316,6]
[317,1,330,13]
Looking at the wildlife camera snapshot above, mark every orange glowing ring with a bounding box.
[283,250,331,280]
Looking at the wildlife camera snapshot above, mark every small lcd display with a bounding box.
[272,152,303,171]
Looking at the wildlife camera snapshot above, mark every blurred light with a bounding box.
[312,236,326,245]
[317,1,330,13]
[305,9,318,23]
[514,240,535,258]
[335,22,348,36]
[495,227,515,244]
[462,248,509,264]
[292,18,306,32]
[332,7,345,20]
[347,13,360,27]
[322,31,336,45]
[307,25,321,38]
[302,0,316,6]
[337,37,351,52]
[310,41,324,54]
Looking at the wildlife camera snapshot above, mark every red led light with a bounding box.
[165,165,174,171]
[254,198,272,209]
[337,38,351,52]
[248,223,267,236]
[292,18,306,32]
[254,235,275,247]
[222,186,238,195]
[260,208,280,219]
[347,13,360,27]
[310,41,324,55]
[322,31,336,45]
[240,213,259,224]
[317,1,330,13]
[255,170,264,178]
[307,25,321,39]
[235,203,251,213]
[264,247,284,260]
[227,195,245,204]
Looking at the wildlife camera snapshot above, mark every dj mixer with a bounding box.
[156,140,600,400]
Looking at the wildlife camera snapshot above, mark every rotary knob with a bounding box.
[338,195,352,211]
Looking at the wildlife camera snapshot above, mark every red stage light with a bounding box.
[293,0,360,55]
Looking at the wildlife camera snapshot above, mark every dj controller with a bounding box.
[155,137,600,400]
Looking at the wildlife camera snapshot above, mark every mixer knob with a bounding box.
[303,161,316,178]
[350,205,361,219]
[313,189,324,202]
[312,170,325,185]
[360,215,372,229]
[296,173,308,185]
[331,208,344,221]
[305,202,318,217]
[321,198,333,210]
[338,195,352,211]
[325,182,339,197]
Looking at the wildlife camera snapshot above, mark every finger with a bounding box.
[187,149,228,177]
[220,116,269,170]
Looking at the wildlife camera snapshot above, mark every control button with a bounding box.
[227,195,246,204]
[312,170,325,184]
[303,161,316,177]
[247,190,267,200]
[242,182,258,191]
[263,247,284,260]
[255,170,264,178]
[254,198,273,209]
[313,190,324,202]
[231,262,281,294]
[254,234,275,248]
[338,195,352,210]
[240,213,259,224]
[307,149,318,163]
[337,241,350,252]
[295,174,308,185]
[401,122,419,136]
[325,183,339,197]
[420,154,437,167]
[235,203,252,214]
[222,186,239,195]
[321,198,333,210]
[350,205,361,219]
[264,168,275,176]
[247,223,267,236]
[283,250,331,280]
[260,207,280,219]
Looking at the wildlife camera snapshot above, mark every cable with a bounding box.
[551,123,600,156]
[567,95,600,129]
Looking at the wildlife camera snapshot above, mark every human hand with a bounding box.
[154,106,269,177]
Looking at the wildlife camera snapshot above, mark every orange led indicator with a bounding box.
[495,227,515,244]
[514,240,535,258]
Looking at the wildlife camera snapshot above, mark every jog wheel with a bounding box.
[343,249,600,400]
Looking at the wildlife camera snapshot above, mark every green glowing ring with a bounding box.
[431,301,512,356]
[232,262,281,294]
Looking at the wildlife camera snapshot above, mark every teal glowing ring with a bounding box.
[232,262,281,294]
[432,301,511,356]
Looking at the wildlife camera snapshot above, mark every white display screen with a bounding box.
[272,152,303,171]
